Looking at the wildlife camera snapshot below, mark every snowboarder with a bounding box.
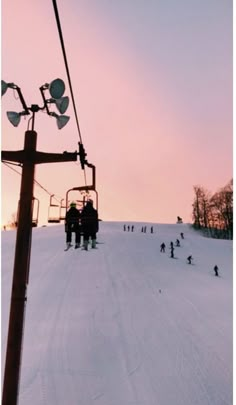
[214,265,219,277]
[176,239,180,247]
[65,202,81,249]
[180,232,184,239]
[160,243,166,253]
[187,255,193,264]
[81,200,99,250]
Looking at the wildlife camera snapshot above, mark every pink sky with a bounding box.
[1,0,232,226]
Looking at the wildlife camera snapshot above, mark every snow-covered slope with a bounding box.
[1,222,233,405]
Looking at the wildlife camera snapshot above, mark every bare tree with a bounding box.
[192,186,211,229]
[210,179,233,238]
[192,179,233,239]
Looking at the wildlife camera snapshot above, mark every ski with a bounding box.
[64,244,73,251]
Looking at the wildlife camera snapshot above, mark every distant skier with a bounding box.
[160,243,166,253]
[127,225,130,231]
[150,226,153,234]
[180,232,184,239]
[175,239,180,247]
[170,241,174,248]
[124,224,126,231]
[170,246,175,258]
[131,225,134,232]
[141,227,144,232]
[214,265,219,277]
[187,255,193,264]
[144,226,146,233]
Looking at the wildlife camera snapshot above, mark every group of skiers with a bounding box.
[160,232,219,276]
[123,225,154,233]
[65,211,220,275]
[123,224,135,232]
[160,234,184,257]
[65,200,99,250]
[142,226,154,233]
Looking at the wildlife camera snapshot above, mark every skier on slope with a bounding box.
[65,202,81,249]
[214,265,219,277]
[187,255,193,264]
[176,239,180,247]
[160,243,166,253]
[81,200,99,250]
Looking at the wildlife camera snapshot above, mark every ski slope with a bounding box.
[1,222,233,405]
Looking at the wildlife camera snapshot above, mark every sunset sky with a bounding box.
[1,0,232,226]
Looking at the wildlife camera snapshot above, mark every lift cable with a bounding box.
[52,0,88,186]
[2,161,63,203]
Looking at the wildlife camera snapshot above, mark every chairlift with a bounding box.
[48,194,61,223]
[15,196,40,227]
[65,163,98,212]
[59,199,67,221]
[32,197,40,227]
[65,186,98,212]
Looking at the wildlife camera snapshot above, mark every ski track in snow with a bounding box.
[1,222,232,405]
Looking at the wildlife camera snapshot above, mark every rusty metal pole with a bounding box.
[2,130,37,405]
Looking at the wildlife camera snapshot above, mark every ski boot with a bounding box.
[91,239,97,249]
[83,240,88,251]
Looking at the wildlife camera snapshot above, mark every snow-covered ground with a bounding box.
[1,222,233,405]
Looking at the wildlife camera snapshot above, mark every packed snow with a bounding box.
[1,222,233,405]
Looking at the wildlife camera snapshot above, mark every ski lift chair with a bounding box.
[32,197,39,227]
[48,194,61,223]
[15,197,40,227]
[59,199,67,221]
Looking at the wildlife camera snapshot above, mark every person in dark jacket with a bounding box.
[81,200,99,250]
[187,255,193,264]
[214,265,219,277]
[160,243,166,252]
[65,202,81,248]
[176,239,180,247]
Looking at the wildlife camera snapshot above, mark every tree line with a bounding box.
[192,179,233,239]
